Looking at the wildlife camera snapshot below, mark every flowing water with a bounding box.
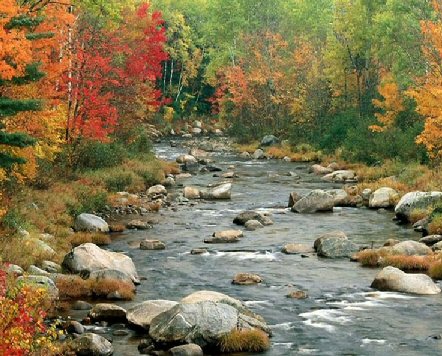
[86,140,442,355]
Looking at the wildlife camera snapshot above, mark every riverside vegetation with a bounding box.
[2,0,442,355]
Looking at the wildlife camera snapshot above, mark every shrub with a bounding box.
[354,249,382,267]
[0,270,61,354]
[1,209,29,231]
[428,206,442,235]
[381,255,431,271]
[219,329,270,353]
[67,186,108,217]
[72,140,127,170]
[104,172,134,192]
[429,260,442,279]
[56,275,134,300]
[69,232,111,247]
[127,131,153,155]
[409,208,430,224]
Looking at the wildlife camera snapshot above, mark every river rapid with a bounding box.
[79,139,442,356]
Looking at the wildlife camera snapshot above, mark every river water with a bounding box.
[99,140,442,356]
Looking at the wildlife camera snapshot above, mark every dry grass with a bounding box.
[409,208,431,224]
[69,232,111,247]
[355,249,433,271]
[160,160,181,175]
[56,275,135,300]
[233,142,260,153]
[109,224,125,232]
[429,215,442,235]
[219,329,270,353]
[429,260,442,279]
[354,249,384,267]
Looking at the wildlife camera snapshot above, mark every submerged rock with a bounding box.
[232,273,262,285]
[140,240,166,250]
[233,211,273,226]
[371,266,441,295]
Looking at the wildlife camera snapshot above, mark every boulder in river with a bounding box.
[89,303,127,323]
[169,344,203,356]
[371,266,441,295]
[176,154,198,164]
[74,213,109,232]
[420,235,442,246]
[388,240,432,256]
[89,268,135,286]
[183,186,201,199]
[281,243,315,254]
[310,164,333,175]
[233,211,273,226]
[245,220,264,231]
[205,230,243,243]
[288,192,302,208]
[232,273,263,285]
[395,191,442,222]
[326,189,350,207]
[260,135,279,147]
[286,290,308,299]
[69,333,113,356]
[240,151,251,159]
[62,243,139,284]
[149,291,270,349]
[126,300,178,330]
[147,184,167,196]
[369,187,399,209]
[313,231,357,258]
[200,183,231,200]
[126,219,152,230]
[253,149,265,160]
[292,189,334,213]
[322,170,357,183]
[140,239,166,250]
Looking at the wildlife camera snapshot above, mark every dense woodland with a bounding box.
[2,0,442,353]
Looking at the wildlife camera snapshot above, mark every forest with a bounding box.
[1,0,442,354]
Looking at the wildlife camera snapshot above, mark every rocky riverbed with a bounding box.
[58,137,442,355]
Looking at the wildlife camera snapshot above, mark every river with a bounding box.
[89,139,442,356]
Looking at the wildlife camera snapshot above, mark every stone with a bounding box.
[253,149,265,159]
[169,344,203,356]
[322,170,357,183]
[200,183,231,200]
[326,189,350,207]
[383,239,400,247]
[23,238,55,256]
[205,230,243,244]
[214,129,223,136]
[371,266,441,295]
[192,128,202,135]
[292,189,335,213]
[413,218,428,232]
[361,188,373,201]
[72,300,93,310]
[126,300,178,330]
[369,187,399,208]
[148,185,167,195]
[240,151,251,159]
[282,243,315,254]
[232,273,262,285]
[62,243,139,284]
[66,320,85,335]
[180,291,243,309]
[41,260,62,273]
[183,186,200,199]
[163,177,176,187]
[140,240,166,250]
[222,171,236,179]
[288,192,302,208]
[191,248,208,255]
[89,303,127,323]
[244,219,264,231]
[17,275,58,300]
[28,265,50,276]
[4,264,24,276]
[233,211,272,226]
[126,220,152,230]
[395,191,442,222]
[194,120,202,128]
[286,290,308,299]
[69,333,113,356]
[176,154,198,164]
[313,231,357,258]
[419,235,442,246]
[260,135,279,147]
[388,240,432,256]
[89,269,135,286]
[327,162,340,171]
[176,173,193,179]
[74,213,109,233]
[310,164,332,175]
[432,241,442,252]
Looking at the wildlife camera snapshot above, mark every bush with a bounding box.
[1,209,29,231]
[72,140,127,170]
[429,260,442,279]
[104,172,134,192]
[219,329,270,353]
[69,232,111,247]
[127,131,153,155]
[67,186,108,217]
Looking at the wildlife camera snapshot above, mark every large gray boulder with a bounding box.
[260,135,279,147]
[69,333,113,356]
[89,269,135,286]
[74,213,109,233]
[292,190,335,213]
[322,170,357,183]
[369,187,399,209]
[326,189,350,207]
[395,191,442,222]
[388,240,432,256]
[371,266,441,295]
[200,183,231,200]
[62,243,139,284]
[313,231,357,258]
[149,291,269,349]
[253,149,265,160]
[126,300,178,330]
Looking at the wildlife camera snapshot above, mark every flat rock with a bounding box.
[205,230,243,244]
[89,303,127,323]
[176,155,197,164]
[232,273,262,285]
[140,240,166,250]
[126,300,178,330]
[371,266,441,295]
[191,248,208,255]
[282,243,315,254]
